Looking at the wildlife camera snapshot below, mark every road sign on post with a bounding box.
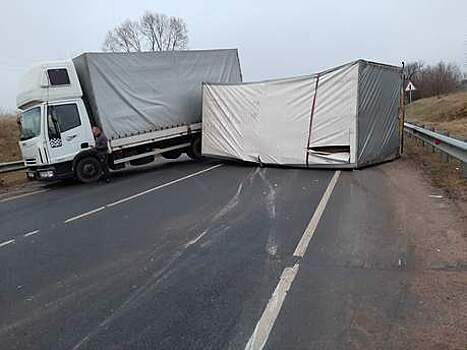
[405,81,417,103]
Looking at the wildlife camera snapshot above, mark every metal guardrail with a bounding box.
[404,122,467,177]
[0,160,26,174]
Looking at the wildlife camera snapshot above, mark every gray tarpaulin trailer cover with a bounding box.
[72,49,242,141]
[202,59,402,168]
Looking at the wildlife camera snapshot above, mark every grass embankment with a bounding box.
[406,91,467,139]
[404,91,467,202]
[0,115,26,188]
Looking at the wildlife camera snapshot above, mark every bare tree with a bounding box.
[404,61,462,100]
[166,17,189,51]
[103,19,142,53]
[404,61,424,83]
[103,12,189,53]
[417,62,461,98]
[140,12,166,51]
[139,12,188,51]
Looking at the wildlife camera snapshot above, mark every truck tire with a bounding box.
[75,156,102,183]
[187,136,202,160]
[162,149,182,160]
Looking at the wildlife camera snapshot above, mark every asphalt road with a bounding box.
[0,158,411,349]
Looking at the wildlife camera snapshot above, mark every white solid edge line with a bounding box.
[0,239,15,248]
[244,170,341,350]
[106,164,223,208]
[64,207,106,224]
[293,170,341,257]
[245,264,300,350]
[0,189,47,203]
[24,230,39,237]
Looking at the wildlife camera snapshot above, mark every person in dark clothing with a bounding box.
[92,126,111,183]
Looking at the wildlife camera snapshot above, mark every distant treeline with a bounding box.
[404,61,464,101]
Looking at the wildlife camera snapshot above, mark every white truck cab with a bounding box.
[16,60,204,183]
[17,62,95,180]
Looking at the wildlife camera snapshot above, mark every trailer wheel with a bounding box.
[75,157,102,183]
[187,136,202,160]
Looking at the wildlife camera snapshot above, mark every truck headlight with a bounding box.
[39,170,54,179]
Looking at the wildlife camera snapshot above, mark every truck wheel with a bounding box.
[162,150,182,160]
[75,157,102,183]
[187,136,202,160]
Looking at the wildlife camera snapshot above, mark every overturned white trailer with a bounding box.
[202,60,402,168]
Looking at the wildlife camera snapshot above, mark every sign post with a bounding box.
[405,81,417,104]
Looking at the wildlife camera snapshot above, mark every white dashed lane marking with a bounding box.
[0,239,15,248]
[24,230,39,237]
[0,230,40,249]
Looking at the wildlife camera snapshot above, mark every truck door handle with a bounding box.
[66,134,78,141]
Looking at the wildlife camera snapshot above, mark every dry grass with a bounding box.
[0,115,27,188]
[403,136,467,202]
[406,91,467,139]
[0,172,27,188]
[0,115,21,161]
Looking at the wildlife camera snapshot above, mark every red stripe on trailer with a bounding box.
[305,74,320,167]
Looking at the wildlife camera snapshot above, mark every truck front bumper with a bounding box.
[27,162,74,181]
[26,168,59,181]
[27,169,55,181]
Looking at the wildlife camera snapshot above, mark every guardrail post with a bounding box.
[439,131,450,162]
[463,138,467,178]
[429,127,436,152]
[420,125,425,147]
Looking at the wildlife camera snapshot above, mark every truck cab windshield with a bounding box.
[20,107,41,140]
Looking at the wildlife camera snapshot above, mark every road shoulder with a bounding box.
[380,157,466,348]
[265,158,466,349]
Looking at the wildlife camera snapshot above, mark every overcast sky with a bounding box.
[0,0,465,110]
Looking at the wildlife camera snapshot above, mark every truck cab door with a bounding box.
[46,102,93,163]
